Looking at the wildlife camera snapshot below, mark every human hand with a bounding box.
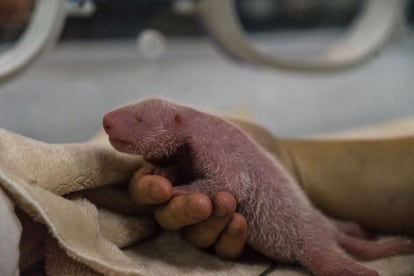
[128,173,248,259]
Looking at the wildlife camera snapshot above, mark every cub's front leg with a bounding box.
[135,163,184,185]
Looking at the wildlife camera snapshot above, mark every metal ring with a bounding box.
[0,0,65,83]
[198,0,404,71]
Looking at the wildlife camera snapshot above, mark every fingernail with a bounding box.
[227,224,242,236]
[213,205,229,218]
[187,196,211,219]
[149,182,169,201]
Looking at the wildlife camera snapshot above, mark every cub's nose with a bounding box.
[102,112,115,135]
[102,109,127,136]
[102,108,136,138]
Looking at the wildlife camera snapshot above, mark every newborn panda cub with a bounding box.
[103,98,414,276]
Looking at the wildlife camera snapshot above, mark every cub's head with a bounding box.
[103,98,186,160]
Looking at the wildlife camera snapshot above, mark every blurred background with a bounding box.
[0,0,413,143]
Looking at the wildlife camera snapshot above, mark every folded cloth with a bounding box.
[1,116,414,275]
[0,187,20,276]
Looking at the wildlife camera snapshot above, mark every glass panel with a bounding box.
[235,0,362,56]
[0,0,34,52]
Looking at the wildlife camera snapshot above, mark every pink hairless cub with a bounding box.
[103,98,414,276]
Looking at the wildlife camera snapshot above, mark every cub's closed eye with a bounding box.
[174,114,182,125]
[136,117,144,123]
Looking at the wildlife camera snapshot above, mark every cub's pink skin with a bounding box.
[103,98,414,276]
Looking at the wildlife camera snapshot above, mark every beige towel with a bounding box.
[1,117,414,275]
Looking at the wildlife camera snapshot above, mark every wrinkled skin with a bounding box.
[103,98,414,276]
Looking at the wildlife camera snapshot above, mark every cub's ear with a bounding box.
[174,114,183,125]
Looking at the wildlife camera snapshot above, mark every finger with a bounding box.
[154,193,212,231]
[129,174,173,205]
[184,192,237,248]
[214,213,248,259]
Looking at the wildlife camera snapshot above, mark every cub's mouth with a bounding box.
[108,137,136,153]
